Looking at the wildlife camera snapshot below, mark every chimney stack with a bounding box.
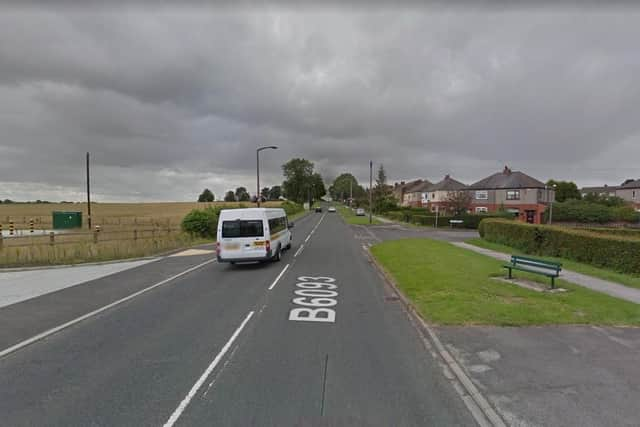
[503,165,512,175]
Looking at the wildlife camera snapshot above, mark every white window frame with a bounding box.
[475,190,488,200]
[506,190,520,200]
[475,207,488,213]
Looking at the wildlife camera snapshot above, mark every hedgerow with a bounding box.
[479,219,640,274]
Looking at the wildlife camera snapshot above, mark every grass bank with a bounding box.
[337,206,381,225]
[468,238,640,290]
[371,238,640,326]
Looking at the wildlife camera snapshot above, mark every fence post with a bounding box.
[0,228,3,250]
[9,220,14,235]
[133,229,137,241]
[49,232,55,246]
[29,218,34,233]
[93,225,100,244]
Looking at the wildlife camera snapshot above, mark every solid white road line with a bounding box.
[304,235,311,243]
[163,311,255,427]
[293,244,305,258]
[268,264,290,290]
[0,258,216,359]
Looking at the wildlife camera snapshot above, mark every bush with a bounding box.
[181,207,218,238]
[281,201,304,217]
[479,218,640,274]
[387,210,513,229]
[545,199,640,224]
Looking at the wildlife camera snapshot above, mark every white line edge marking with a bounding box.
[268,264,290,290]
[294,244,304,258]
[163,311,255,427]
[304,235,311,243]
[0,258,216,359]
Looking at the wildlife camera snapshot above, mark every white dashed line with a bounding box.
[294,244,305,258]
[163,311,255,427]
[268,264,290,290]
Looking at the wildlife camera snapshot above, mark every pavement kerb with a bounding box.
[362,244,507,427]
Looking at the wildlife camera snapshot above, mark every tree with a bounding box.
[260,187,270,201]
[282,158,315,204]
[310,173,326,200]
[546,180,581,202]
[224,190,236,202]
[268,185,282,200]
[197,188,215,202]
[372,164,396,213]
[329,173,365,202]
[442,191,472,215]
[235,186,250,202]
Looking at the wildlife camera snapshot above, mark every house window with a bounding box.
[633,191,637,199]
[506,190,520,200]
[475,207,488,213]
[475,191,488,200]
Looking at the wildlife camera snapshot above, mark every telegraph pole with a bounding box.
[369,161,373,224]
[86,152,92,229]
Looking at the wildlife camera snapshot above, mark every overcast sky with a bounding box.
[1,4,639,201]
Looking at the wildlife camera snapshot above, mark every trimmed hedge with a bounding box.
[385,211,513,229]
[545,200,640,224]
[581,227,640,239]
[479,218,640,274]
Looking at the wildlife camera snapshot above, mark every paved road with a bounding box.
[0,211,475,426]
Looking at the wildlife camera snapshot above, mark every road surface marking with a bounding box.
[294,244,305,258]
[170,249,215,257]
[268,264,290,290]
[163,311,254,427]
[304,234,311,243]
[289,276,337,323]
[0,259,216,359]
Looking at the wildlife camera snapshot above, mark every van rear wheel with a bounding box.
[273,246,282,262]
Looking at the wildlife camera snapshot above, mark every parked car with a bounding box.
[315,206,323,213]
[328,206,336,212]
[355,208,366,216]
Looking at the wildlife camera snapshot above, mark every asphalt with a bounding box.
[0,210,475,426]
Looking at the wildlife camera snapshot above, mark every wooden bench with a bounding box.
[503,255,562,289]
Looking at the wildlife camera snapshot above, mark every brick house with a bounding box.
[421,175,468,212]
[581,185,619,198]
[403,180,432,207]
[468,166,554,224]
[616,179,640,211]
[392,180,423,206]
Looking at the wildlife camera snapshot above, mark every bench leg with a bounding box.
[551,276,555,289]
[508,267,512,279]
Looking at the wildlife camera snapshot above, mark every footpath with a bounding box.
[453,242,640,305]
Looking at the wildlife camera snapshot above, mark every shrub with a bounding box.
[181,207,218,238]
[545,199,640,224]
[479,218,640,274]
[280,201,304,217]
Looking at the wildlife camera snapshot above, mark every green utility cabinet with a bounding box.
[52,211,82,229]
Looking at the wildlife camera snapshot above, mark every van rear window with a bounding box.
[221,220,264,238]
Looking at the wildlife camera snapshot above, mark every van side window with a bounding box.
[268,216,286,234]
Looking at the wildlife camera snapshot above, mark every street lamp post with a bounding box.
[256,146,278,207]
[547,183,557,225]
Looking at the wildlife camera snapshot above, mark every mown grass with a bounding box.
[468,238,640,290]
[371,238,640,326]
[337,206,381,225]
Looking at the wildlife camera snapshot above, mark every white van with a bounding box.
[216,208,293,264]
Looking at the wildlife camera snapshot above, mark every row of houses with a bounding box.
[393,167,640,224]
[581,179,640,207]
[393,166,556,224]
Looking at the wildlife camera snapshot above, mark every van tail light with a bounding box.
[216,241,220,256]
[265,240,271,253]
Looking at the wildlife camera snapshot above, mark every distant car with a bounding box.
[355,208,366,216]
[315,207,323,213]
[328,207,336,212]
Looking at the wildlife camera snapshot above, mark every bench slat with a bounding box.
[509,259,561,272]
[503,265,559,277]
[511,255,562,268]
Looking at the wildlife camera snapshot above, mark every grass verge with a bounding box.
[467,238,640,290]
[371,238,640,326]
[337,206,381,225]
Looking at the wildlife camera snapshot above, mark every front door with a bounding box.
[525,210,536,224]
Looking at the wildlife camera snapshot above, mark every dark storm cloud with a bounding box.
[0,5,639,201]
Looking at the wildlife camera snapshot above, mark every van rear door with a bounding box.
[220,219,267,260]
